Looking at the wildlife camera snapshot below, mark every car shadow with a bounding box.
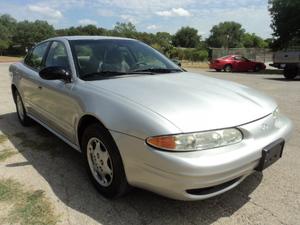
[205,69,283,76]
[0,112,263,225]
[264,77,300,82]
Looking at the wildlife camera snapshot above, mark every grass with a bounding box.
[0,56,22,63]
[0,134,8,144]
[0,134,17,162]
[0,148,17,162]
[0,129,67,163]
[0,179,58,225]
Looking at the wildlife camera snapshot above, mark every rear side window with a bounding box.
[45,41,70,68]
[25,42,49,70]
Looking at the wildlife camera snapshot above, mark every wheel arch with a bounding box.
[223,63,232,68]
[223,64,233,72]
[77,114,111,150]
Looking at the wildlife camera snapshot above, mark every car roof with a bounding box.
[46,36,135,42]
[220,55,241,58]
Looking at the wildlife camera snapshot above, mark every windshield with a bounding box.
[69,39,182,80]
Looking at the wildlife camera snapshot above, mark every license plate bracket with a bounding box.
[256,138,285,172]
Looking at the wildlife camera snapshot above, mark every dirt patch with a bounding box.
[182,61,209,69]
[0,178,59,225]
[0,56,22,63]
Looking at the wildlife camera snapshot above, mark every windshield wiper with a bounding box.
[81,70,154,79]
[81,71,127,79]
[132,68,183,73]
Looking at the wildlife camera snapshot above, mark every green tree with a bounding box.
[135,32,156,45]
[0,14,17,32]
[112,22,137,38]
[58,25,107,36]
[264,38,273,48]
[0,14,17,54]
[12,20,55,54]
[241,33,268,48]
[0,23,10,55]
[154,32,173,54]
[172,27,201,48]
[269,0,300,49]
[207,21,245,48]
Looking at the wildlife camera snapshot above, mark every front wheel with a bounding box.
[81,124,130,198]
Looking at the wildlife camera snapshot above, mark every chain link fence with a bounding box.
[209,48,274,63]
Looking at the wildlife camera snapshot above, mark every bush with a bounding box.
[191,50,208,61]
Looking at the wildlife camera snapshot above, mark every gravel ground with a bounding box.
[0,63,299,225]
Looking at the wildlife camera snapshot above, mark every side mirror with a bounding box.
[171,59,182,67]
[39,66,71,82]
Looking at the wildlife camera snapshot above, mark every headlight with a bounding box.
[146,128,243,151]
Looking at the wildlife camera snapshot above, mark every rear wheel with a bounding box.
[224,64,232,72]
[81,123,130,198]
[14,90,32,126]
[283,66,298,80]
[255,64,262,72]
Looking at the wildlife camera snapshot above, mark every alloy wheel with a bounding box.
[86,137,113,187]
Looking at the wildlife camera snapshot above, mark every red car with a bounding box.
[209,55,266,72]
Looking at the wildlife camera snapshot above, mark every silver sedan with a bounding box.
[9,36,293,201]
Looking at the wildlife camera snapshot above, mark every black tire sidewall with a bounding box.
[284,67,298,80]
[224,65,232,72]
[255,64,261,72]
[15,91,31,126]
[81,124,129,198]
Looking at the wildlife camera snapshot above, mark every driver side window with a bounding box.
[234,56,242,61]
[24,42,49,70]
[45,41,69,69]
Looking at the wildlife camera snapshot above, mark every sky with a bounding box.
[0,0,273,38]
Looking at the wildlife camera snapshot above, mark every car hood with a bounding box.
[87,72,277,133]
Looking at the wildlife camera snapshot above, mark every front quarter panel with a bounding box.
[74,80,182,141]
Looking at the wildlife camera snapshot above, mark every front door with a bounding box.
[36,41,79,143]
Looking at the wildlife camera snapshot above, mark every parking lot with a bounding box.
[0,63,299,225]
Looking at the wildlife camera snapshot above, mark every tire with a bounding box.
[255,64,262,72]
[283,66,298,80]
[81,123,130,198]
[224,64,232,72]
[14,90,32,126]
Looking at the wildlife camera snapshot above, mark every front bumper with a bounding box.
[111,114,293,201]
